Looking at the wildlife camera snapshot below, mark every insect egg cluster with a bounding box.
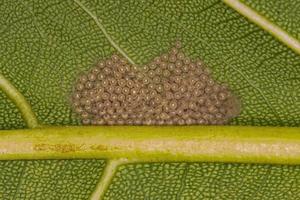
[71,44,240,125]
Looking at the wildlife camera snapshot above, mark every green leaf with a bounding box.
[0,160,105,199]
[106,163,300,200]
[241,0,300,41]
[0,0,300,199]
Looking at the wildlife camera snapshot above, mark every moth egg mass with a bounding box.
[71,43,241,125]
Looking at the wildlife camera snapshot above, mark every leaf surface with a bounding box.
[106,163,300,200]
[0,160,105,199]
[241,0,300,41]
[0,0,300,199]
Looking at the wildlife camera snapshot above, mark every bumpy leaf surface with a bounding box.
[0,160,105,199]
[0,0,300,199]
[242,0,300,40]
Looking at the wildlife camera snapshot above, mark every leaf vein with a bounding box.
[223,0,300,56]
[74,0,136,65]
[0,74,39,128]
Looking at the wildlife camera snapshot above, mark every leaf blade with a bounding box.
[0,0,300,199]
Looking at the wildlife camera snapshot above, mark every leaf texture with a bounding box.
[241,0,300,41]
[0,160,105,200]
[105,163,300,200]
[0,0,300,199]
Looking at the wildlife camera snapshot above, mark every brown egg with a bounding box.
[88,73,96,81]
[140,88,149,95]
[73,92,81,100]
[125,80,133,88]
[149,90,158,98]
[76,83,84,91]
[170,47,178,55]
[97,61,105,68]
[189,102,197,110]
[179,85,186,93]
[97,73,106,81]
[207,78,214,86]
[169,100,178,110]
[153,57,161,64]
[172,76,182,84]
[195,81,206,89]
[81,90,89,97]
[118,65,127,74]
[205,87,213,94]
[174,92,182,100]
[185,118,195,125]
[168,63,176,71]
[118,79,126,87]
[197,118,207,125]
[178,119,185,125]
[106,85,115,93]
[103,67,111,75]
[183,92,191,99]
[189,63,196,71]
[119,58,128,65]
[192,89,204,97]
[155,68,162,75]
[182,65,189,72]
[175,60,183,68]
[72,100,80,107]
[111,54,119,62]
[183,57,191,65]
[117,94,125,102]
[79,75,88,83]
[104,100,111,107]
[142,77,150,85]
[80,98,91,106]
[106,59,113,66]
[153,76,161,84]
[110,94,118,102]
[162,69,171,77]
[81,111,89,119]
[156,85,164,93]
[177,52,185,60]
[148,70,155,77]
[82,119,91,125]
[130,88,139,96]
[161,53,169,61]
[96,102,104,109]
[102,92,110,100]
[218,91,228,101]
[174,68,181,75]
[160,62,168,69]
[164,82,171,91]
[208,105,218,114]
[96,119,105,125]
[142,65,149,72]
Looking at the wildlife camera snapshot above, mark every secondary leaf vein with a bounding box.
[74,0,136,65]
[89,159,131,200]
[223,0,300,56]
[0,74,38,128]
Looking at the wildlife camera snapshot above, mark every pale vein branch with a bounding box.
[0,74,38,128]
[74,0,136,65]
[223,0,300,56]
[90,159,132,200]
